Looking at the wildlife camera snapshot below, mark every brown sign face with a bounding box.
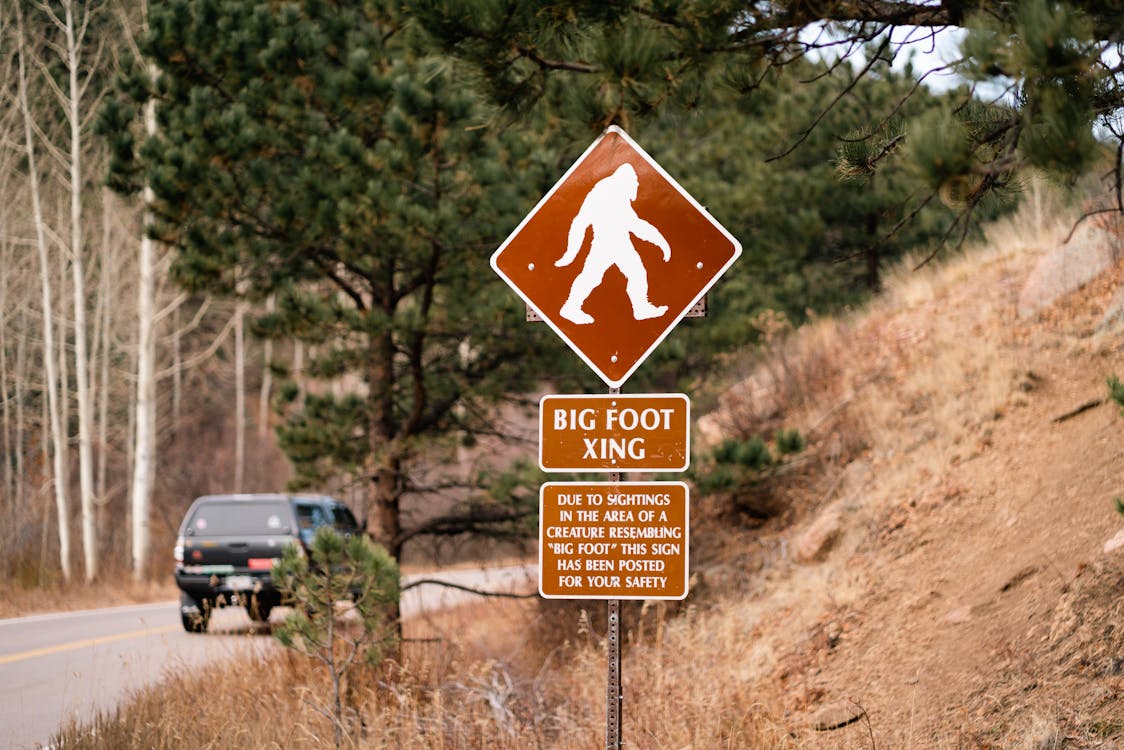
[539,482,689,600]
[492,127,741,387]
[539,394,690,472]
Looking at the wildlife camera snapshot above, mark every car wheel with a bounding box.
[180,592,211,633]
[245,597,273,623]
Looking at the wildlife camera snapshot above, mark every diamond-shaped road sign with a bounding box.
[491,126,741,387]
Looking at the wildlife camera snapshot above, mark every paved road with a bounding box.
[0,564,536,749]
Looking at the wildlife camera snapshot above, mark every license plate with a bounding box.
[225,575,254,591]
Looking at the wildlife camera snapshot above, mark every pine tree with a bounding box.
[415,0,1124,214]
[273,526,399,749]
[107,0,581,588]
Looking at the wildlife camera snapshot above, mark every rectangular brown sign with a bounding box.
[539,394,690,472]
[539,481,689,600]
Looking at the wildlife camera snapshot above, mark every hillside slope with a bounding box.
[695,202,1124,747]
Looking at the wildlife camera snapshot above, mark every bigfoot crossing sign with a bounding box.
[493,126,740,750]
[491,126,741,387]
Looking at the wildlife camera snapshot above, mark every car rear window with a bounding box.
[186,500,290,536]
[331,505,360,532]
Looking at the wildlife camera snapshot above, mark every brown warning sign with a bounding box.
[539,481,689,600]
[539,393,690,472]
[491,126,741,388]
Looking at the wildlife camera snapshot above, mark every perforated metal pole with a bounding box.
[607,596,622,748]
[607,386,622,750]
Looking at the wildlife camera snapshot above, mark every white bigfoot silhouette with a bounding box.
[555,163,671,325]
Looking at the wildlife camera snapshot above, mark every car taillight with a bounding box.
[174,536,184,569]
[248,558,279,570]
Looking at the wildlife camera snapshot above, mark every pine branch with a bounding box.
[768,35,893,163]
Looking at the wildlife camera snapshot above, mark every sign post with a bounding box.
[608,390,622,750]
[491,125,740,750]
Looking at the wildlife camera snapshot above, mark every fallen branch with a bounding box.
[401,578,537,599]
[1051,397,1106,423]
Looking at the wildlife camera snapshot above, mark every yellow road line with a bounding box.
[0,625,178,666]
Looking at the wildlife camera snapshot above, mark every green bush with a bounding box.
[273,526,399,748]
[1108,374,1124,414]
[692,429,805,497]
[775,428,806,456]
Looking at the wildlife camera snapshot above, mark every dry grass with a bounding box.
[0,578,176,619]
[49,594,805,749]
[49,184,1124,749]
[46,573,865,749]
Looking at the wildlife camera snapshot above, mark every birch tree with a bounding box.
[129,90,157,581]
[15,0,71,582]
[32,0,104,581]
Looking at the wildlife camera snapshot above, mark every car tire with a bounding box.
[245,597,273,623]
[180,592,211,633]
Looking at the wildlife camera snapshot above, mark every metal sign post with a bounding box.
[607,597,622,748]
[607,386,622,750]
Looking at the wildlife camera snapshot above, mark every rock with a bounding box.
[943,605,972,624]
[1103,528,1124,554]
[694,413,725,449]
[793,502,844,563]
[1017,225,1118,319]
[810,701,865,731]
[1097,286,1124,332]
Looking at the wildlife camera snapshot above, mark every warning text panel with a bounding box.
[539,481,689,600]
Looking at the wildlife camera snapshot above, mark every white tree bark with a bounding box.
[15,308,27,511]
[130,92,157,582]
[234,304,246,492]
[0,231,11,508]
[258,296,273,439]
[52,0,98,581]
[95,188,114,533]
[16,3,70,581]
[172,306,181,433]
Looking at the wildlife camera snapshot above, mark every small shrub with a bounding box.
[775,428,806,455]
[1109,374,1124,414]
[692,430,805,497]
[274,526,399,749]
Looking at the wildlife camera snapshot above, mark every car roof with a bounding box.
[191,493,340,505]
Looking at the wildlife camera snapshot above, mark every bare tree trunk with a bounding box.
[95,189,114,543]
[0,221,12,508]
[130,93,157,582]
[52,0,98,581]
[172,306,181,434]
[17,4,70,581]
[234,304,246,491]
[15,307,27,511]
[258,296,273,439]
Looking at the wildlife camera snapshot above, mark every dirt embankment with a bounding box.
[698,206,1124,747]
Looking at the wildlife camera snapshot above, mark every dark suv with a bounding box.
[174,493,362,632]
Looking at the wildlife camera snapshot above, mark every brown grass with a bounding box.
[49,184,1124,748]
[49,593,802,749]
[0,578,176,619]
